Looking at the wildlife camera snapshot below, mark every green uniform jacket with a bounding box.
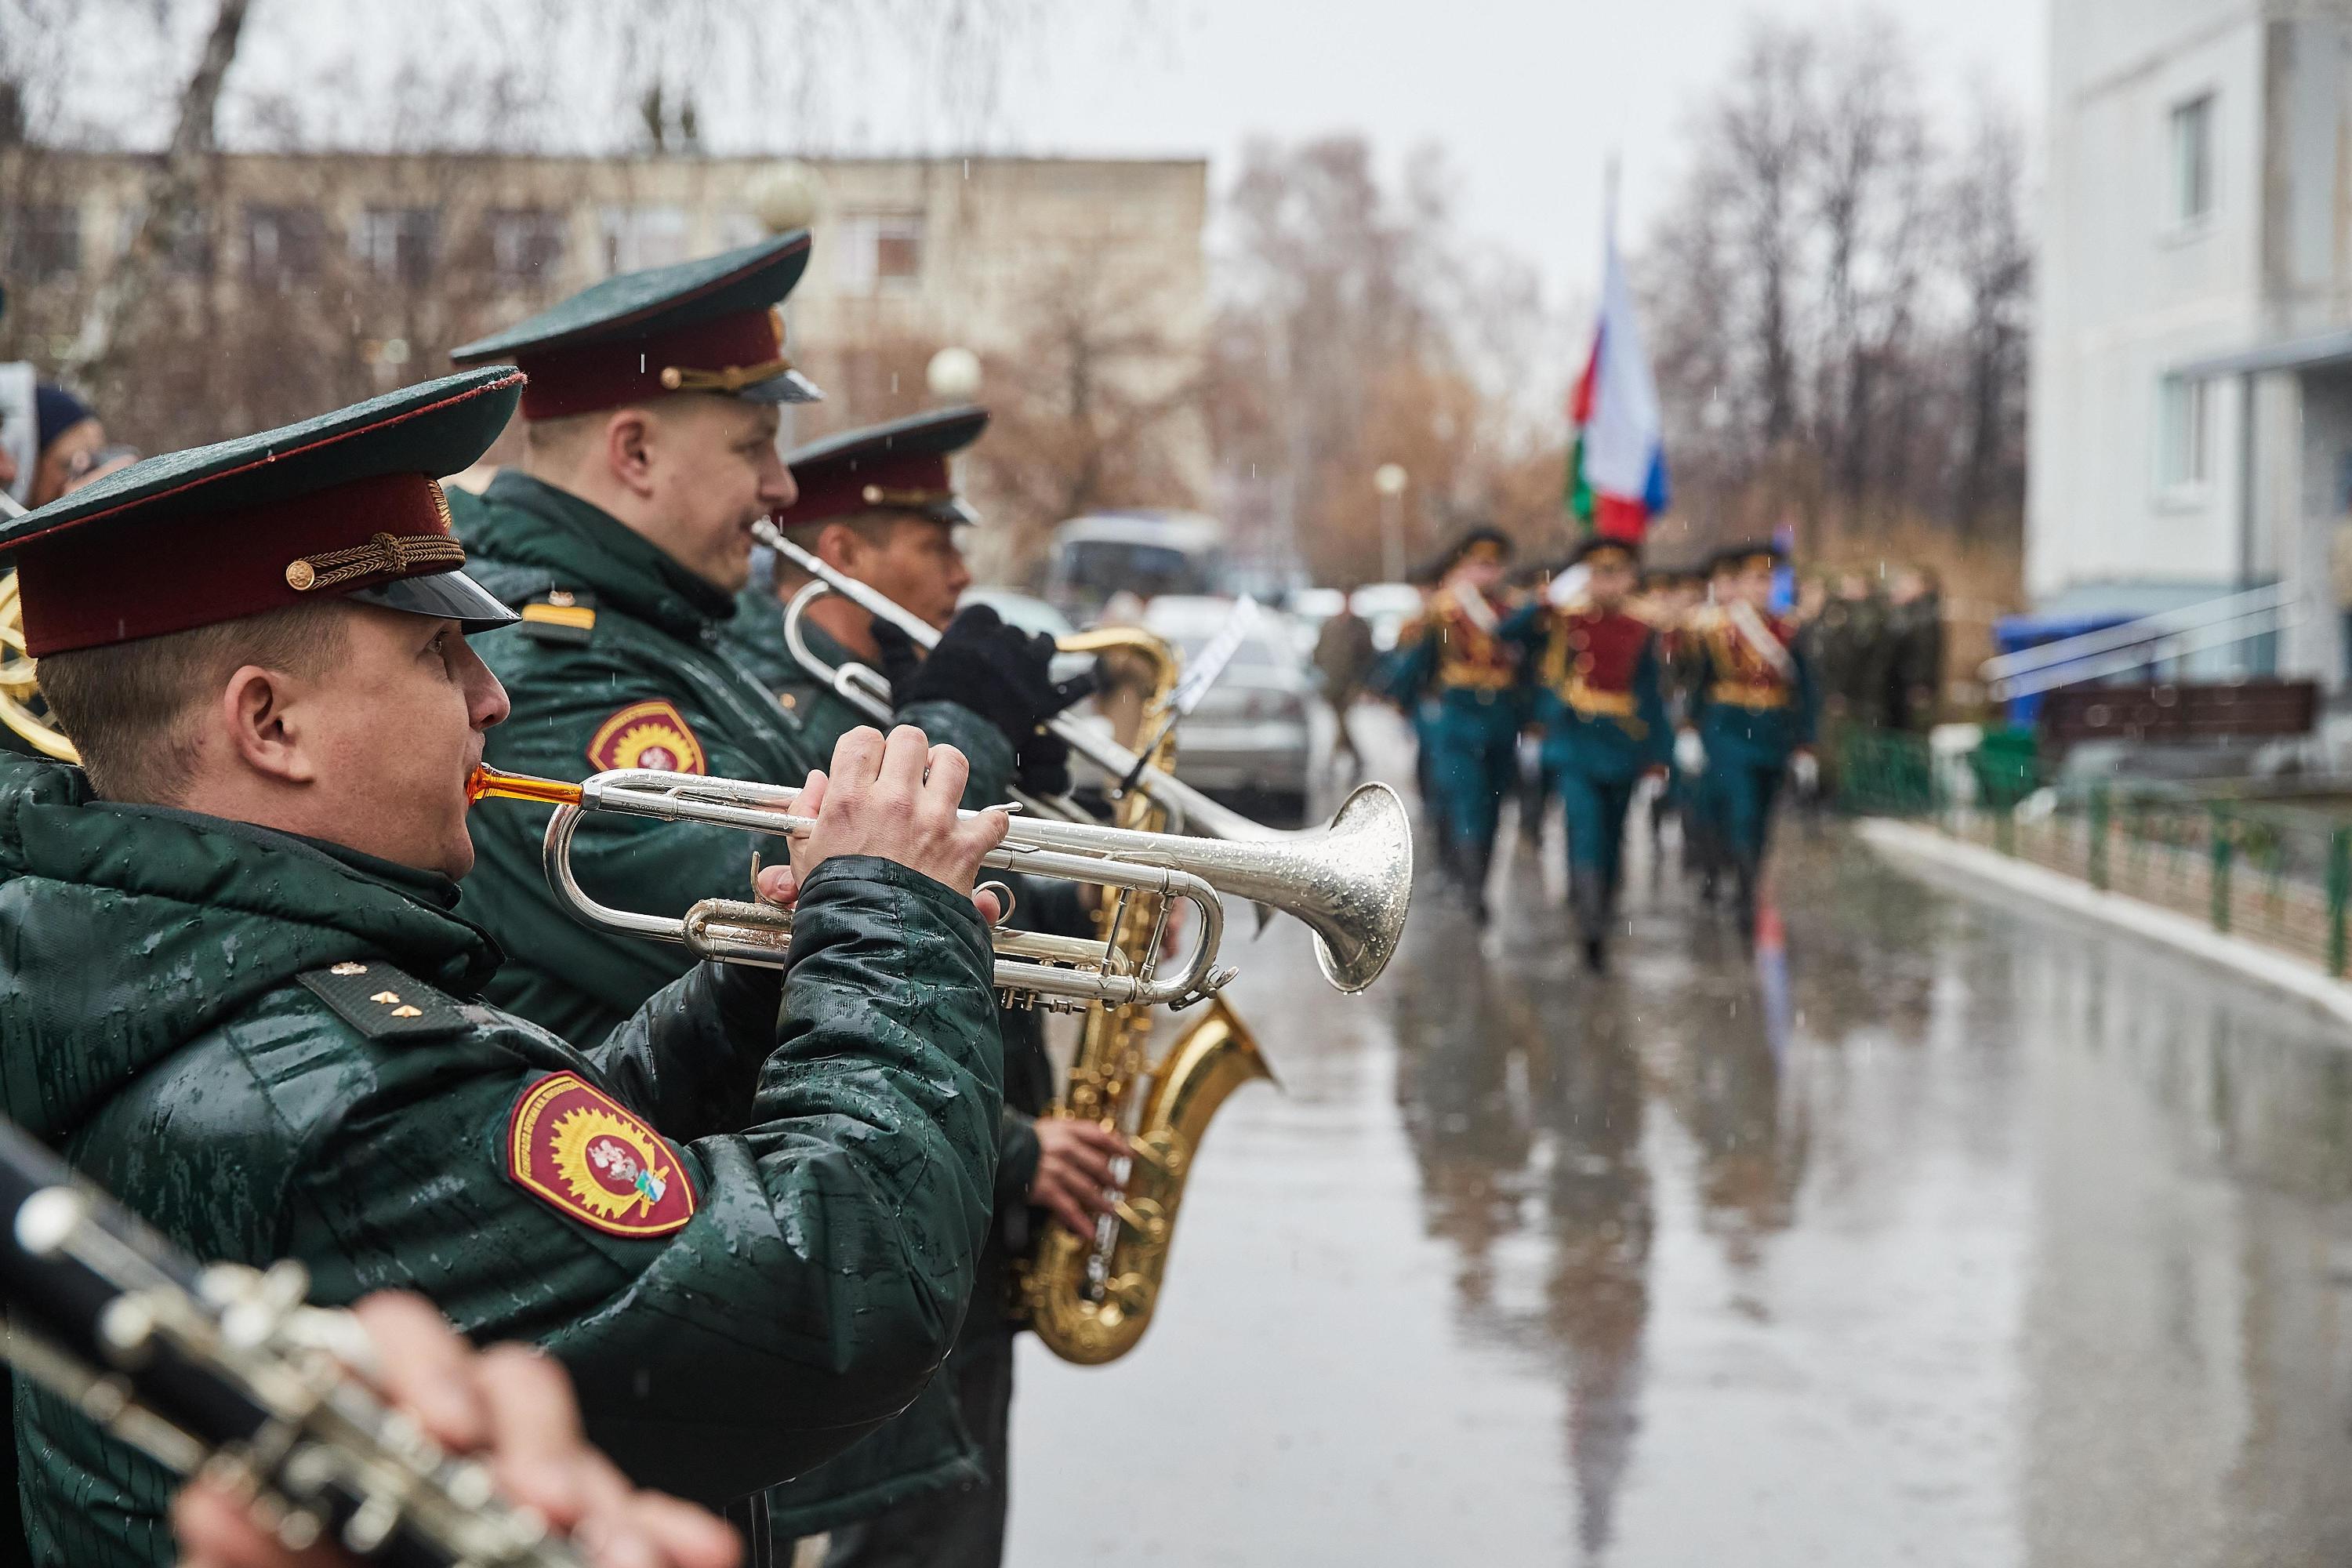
[722,586,1080,1541]
[449,474,1014,1048]
[0,756,1005,1566]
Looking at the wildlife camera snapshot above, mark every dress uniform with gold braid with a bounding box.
[1378,527,1524,919]
[1502,535,1671,969]
[1677,541,1819,938]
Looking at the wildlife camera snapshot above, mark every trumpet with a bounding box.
[466,761,1411,1000]
[752,520,1299,844]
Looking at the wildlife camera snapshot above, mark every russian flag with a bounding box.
[1566,212,1668,542]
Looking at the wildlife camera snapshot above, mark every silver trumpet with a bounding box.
[751,519,1314,844]
[467,762,1412,998]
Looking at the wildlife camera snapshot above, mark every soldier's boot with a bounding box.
[1571,869,1608,972]
[1465,837,1496,927]
[1733,858,1759,949]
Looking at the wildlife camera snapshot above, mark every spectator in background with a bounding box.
[1808,572,1889,733]
[1313,589,1379,779]
[30,385,105,508]
[62,441,139,495]
[1883,567,1944,732]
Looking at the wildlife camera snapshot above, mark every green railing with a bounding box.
[1834,725,2352,979]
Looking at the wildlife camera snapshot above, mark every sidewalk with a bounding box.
[1856,817,2352,1029]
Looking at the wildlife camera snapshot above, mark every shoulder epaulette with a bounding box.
[517,588,597,644]
[297,960,474,1040]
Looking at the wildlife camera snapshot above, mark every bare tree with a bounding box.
[964,244,1209,579]
[59,0,248,383]
[1213,136,1568,585]
[1639,13,2031,557]
[1946,89,2031,540]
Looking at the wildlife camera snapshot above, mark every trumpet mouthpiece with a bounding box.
[466,765,583,809]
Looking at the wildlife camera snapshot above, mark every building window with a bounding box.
[351,206,441,286]
[2170,94,2215,226]
[2158,375,2209,492]
[835,212,924,293]
[599,205,688,274]
[489,208,566,287]
[5,205,81,281]
[243,205,326,285]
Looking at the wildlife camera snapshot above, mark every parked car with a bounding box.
[1140,595,1315,826]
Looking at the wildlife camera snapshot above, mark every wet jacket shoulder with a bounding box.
[0,758,1006,1563]
[718,584,1013,811]
[450,473,826,1044]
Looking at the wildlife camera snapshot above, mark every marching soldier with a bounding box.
[0,371,1014,1565]
[1379,526,1523,924]
[1676,542,1820,942]
[1504,536,1672,971]
[722,405,1120,1566]
[1641,564,1707,861]
[439,235,1085,1046]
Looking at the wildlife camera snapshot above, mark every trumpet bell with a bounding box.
[1298,782,1414,993]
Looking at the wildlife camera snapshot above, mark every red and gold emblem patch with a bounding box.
[506,1073,698,1238]
[587,699,706,775]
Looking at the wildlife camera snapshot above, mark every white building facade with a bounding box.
[2031,0,2352,685]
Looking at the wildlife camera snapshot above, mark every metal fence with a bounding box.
[1834,727,2352,978]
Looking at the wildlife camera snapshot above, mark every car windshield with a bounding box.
[1058,539,1226,601]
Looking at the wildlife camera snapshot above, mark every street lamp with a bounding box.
[1374,463,1409,583]
[927,346,982,403]
[748,160,825,235]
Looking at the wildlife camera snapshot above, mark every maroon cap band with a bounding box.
[773,451,954,529]
[19,471,462,655]
[515,308,787,419]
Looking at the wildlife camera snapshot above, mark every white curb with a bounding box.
[1854,817,2352,1029]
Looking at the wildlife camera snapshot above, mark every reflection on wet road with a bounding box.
[1010,714,2352,1566]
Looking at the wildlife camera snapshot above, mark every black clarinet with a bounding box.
[0,1120,585,1566]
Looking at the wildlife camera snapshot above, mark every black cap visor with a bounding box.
[350,568,520,633]
[741,367,826,406]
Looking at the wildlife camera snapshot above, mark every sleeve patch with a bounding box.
[296,961,472,1040]
[587,699,707,775]
[506,1072,699,1238]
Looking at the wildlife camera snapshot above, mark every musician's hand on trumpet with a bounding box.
[172,1293,741,1568]
[781,726,1010,915]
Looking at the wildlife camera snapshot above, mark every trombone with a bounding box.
[751,520,1306,843]
[468,760,1412,1001]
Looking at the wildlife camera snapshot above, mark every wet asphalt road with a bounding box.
[1006,710,2352,1567]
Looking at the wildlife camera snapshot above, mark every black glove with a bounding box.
[890,604,1097,757]
[1015,725,1075,799]
[870,616,926,693]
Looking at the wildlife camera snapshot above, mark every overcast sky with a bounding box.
[967,0,2049,310]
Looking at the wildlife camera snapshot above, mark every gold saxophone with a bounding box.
[0,572,77,762]
[1017,626,1276,1364]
